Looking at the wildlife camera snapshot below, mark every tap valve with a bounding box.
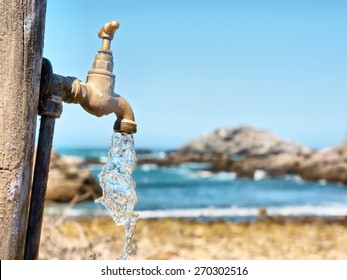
[98,20,119,53]
[90,20,119,74]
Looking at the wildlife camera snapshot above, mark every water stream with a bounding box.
[96,132,138,260]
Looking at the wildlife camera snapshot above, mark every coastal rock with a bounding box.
[137,125,347,185]
[44,150,101,202]
[298,141,347,184]
[210,153,307,178]
[173,126,312,159]
[168,126,313,177]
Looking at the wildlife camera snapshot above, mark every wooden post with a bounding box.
[0,0,47,259]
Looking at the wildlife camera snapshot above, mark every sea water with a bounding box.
[54,148,347,221]
[97,132,138,260]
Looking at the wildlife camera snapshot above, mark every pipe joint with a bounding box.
[39,59,62,118]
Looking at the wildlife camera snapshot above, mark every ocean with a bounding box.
[50,147,347,221]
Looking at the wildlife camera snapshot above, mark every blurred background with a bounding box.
[39,0,347,260]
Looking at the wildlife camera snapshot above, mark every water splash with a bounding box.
[97,132,138,260]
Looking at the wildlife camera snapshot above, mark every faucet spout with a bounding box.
[46,20,137,134]
[110,94,137,134]
[71,80,137,133]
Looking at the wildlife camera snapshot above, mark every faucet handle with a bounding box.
[98,20,120,40]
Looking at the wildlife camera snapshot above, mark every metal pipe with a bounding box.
[24,115,56,260]
[24,59,62,259]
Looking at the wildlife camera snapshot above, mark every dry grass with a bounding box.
[39,216,347,260]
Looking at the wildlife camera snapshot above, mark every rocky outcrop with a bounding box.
[172,126,312,161]
[166,126,313,177]
[298,142,347,184]
[143,125,347,185]
[209,153,310,178]
[45,151,101,202]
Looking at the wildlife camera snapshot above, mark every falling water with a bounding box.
[97,132,138,260]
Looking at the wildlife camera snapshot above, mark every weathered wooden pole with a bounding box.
[0,0,47,259]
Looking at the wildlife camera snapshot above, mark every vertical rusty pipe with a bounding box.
[24,115,56,260]
[24,59,62,259]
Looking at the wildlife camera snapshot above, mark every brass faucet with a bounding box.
[45,20,137,134]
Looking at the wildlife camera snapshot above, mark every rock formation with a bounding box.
[299,142,347,184]
[141,125,347,185]
[173,126,312,160]
[167,126,313,177]
[45,150,101,202]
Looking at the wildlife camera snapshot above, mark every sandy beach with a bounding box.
[39,215,347,260]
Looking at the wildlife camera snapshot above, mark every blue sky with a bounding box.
[42,0,347,149]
